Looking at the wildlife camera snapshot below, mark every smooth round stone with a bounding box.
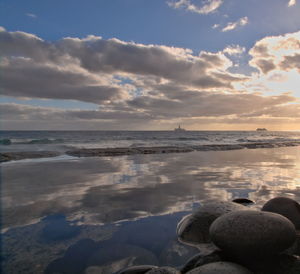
[210,210,296,258]
[146,267,180,273]
[262,197,300,229]
[177,201,246,245]
[181,251,222,273]
[186,262,252,274]
[117,265,158,274]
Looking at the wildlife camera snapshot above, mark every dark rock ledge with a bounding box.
[0,151,61,162]
[1,141,300,162]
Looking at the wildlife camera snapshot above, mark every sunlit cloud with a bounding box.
[1,26,300,130]
[223,45,246,56]
[222,17,249,32]
[288,0,297,7]
[167,0,223,14]
[249,30,300,74]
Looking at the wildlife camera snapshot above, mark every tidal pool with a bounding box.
[2,147,300,273]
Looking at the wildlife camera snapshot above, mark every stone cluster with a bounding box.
[117,197,300,274]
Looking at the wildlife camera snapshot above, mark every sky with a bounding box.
[1,0,300,130]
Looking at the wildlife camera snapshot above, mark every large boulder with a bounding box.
[262,197,300,229]
[185,261,252,274]
[209,210,296,258]
[177,201,246,246]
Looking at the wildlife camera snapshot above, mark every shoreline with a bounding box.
[1,141,300,162]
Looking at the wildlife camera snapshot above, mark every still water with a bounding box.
[2,147,300,273]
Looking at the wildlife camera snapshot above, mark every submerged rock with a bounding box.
[146,267,180,273]
[232,198,254,206]
[87,243,158,271]
[117,265,158,274]
[177,201,246,246]
[262,197,300,229]
[185,261,252,274]
[159,239,198,266]
[209,210,296,258]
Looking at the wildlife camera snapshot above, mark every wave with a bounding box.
[0,138,65,145]
[0,139,12,145]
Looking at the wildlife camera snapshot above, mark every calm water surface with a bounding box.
[2,147,300,273]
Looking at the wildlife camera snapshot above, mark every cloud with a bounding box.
[167,0,223,14]
[249,30,300,74]
[26,13,37,18]
[1,27,300,130]
[223,45,246,56]
[288,0,297,7]
[222,17,249,32]
[0,26,246,107]
[1,57,129,104]
[1,88,297,129]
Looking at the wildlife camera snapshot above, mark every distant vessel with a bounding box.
[256,128,268,131]
[174,125,186,132]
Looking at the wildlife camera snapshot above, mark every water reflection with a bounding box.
[2,147,300,273]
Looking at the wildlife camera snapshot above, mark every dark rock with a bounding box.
[185,261,252,273]
[177,201,246,246]
[238,254,300,273]
[209,210,296,259]
[0,151,61,162]
[232,198,254,205]
[262,197,300,229]
[117,265,158,274]
[146,267,180,273]
[181,251,222,273]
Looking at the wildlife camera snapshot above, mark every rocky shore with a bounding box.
[117,197,300,274]
[1,141,300,162]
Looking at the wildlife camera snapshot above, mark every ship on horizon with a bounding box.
[174,125,186,132]
[256,128,268,131]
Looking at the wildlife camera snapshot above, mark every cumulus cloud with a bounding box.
[167,0,223,14]
[249,30,300,74]
[0,26,246,106]
[222,17,249,32]
[1,26,300,130]
[1,57,128,104]
[288,0,297,7]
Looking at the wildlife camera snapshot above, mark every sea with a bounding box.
[1,130,300,273]
[1,130,300,153]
